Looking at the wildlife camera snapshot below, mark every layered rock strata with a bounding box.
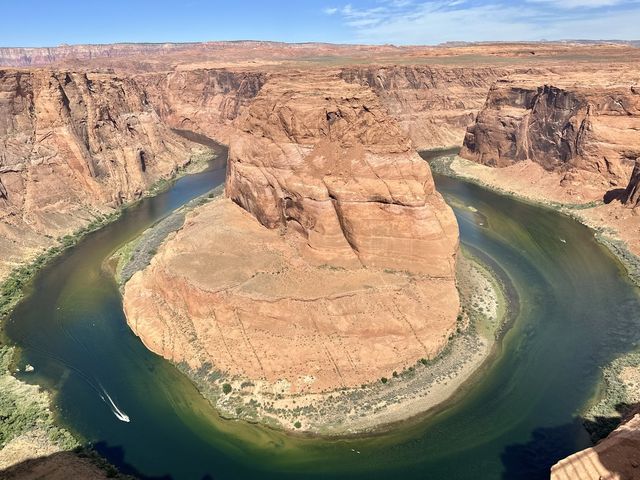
[123,73,460,430]
[225,72,459,273]
[0,69,199,280]
[461,73,640,188]
[139,69,267,144]
[340,66,509,150]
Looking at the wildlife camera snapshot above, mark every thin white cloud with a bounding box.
[327,0,640,44]
[389,0,414,6]
[323,7,339,14]
[526,0,627,8]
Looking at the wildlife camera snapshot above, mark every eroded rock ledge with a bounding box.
[461,71,640,189]
[551,412,640,480]
[0,68,203,280]
[123,72,462,432]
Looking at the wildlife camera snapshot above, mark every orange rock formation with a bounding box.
[123,72,460,403]
[461,71,640,187]
[0,69,200,279]
[551,413,640,480]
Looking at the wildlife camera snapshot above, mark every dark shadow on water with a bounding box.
[172,128,222,150]
[603,188,626,204]
[500,419,585,480]
[501,402,640,480]
[93,442,172,479]
[0,447,136,480]
[0,442,219,480]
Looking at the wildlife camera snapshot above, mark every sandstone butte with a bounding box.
[1,40,640,472]
[123,71,459,401]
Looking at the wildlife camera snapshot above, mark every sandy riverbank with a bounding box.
[442,155,640,285]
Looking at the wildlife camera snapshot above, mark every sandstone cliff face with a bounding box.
[0,43,190,67]
[340,66,508,150]
[461,75,640,186]
[139,69,267,144]
[123,72,460,414]
[226,71,459,274]
[0,68,198,279]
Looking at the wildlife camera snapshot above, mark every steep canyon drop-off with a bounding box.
[2,42,640,474]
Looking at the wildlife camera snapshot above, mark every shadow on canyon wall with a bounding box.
[171,129,222,150]
[603,188,627,204]
[501,402,640,480]
[0,442,216,480]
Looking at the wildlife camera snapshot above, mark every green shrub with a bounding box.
[381,377,388,384]
[294,421,302,429]
[222,383,232,394]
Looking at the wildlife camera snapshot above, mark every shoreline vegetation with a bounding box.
[583,351,640,441]
[178,250,510,436]
[108,184,225,286]
[116,184,512,435]
[426,152,640,443]
[0,146,215,475]
[0,346,132,478]
[4,145,639,455]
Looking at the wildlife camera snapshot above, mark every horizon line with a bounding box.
[0,38,639,50]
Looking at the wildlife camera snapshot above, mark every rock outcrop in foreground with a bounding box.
[551,413,640,480]
[123,72,460,431]
[0,68,201,280]
[461,72,640,188]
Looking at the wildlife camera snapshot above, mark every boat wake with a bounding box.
[99,386,130,423]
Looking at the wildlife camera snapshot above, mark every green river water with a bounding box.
[3,146,640,479]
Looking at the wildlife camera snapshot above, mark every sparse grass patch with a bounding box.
[0,346,78,451]
[0,210,122,320]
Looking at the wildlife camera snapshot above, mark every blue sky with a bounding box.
[2,0,639,47]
